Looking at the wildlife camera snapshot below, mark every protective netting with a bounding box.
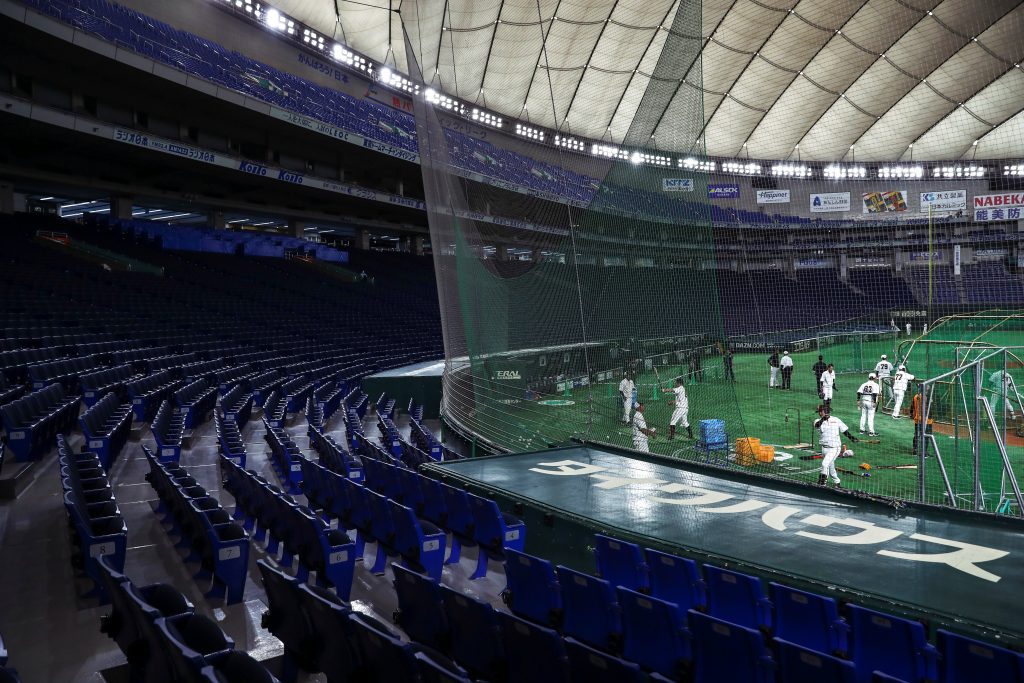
[399,1,1024,515]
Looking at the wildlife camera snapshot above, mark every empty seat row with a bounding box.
[0,374,23,408]
[247,370,281,408]
[1,383,80,461]
[97,557,278,683]
[57,434,128,603]
[173,379,217,430]
[281,376,314,415]
[143,446,249,604]
[263,419,303,494]
[0,344,67,385]
[219,384,253,429]
[305,395,324,432]
[307,423,364,482]
[262,390,287,428]
[0,631,18,683]
[80,391,134,470]
[28,354,101,391]
[147,352,199,375]
[375,392,396,421]
[220,456,355,599]
[151,399,185,464]
[126,369,182,422]
[258,559,469,683]
[213,412,246,469]
[313,381,344,424]
[79,363,140,407]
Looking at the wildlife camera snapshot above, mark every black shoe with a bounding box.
[817,474,828,486]
[833,481,842,489]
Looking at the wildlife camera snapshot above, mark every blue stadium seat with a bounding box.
[202,651,280,683]
[466,491,525,580]
[936,629,1024,683]
[555,565,621,652]
[617,586,691,679]
[414,651,474,683]
[770,582,849,655]
[154,614,235,683]
[347,612,431,683]
[846,605,938,683]
[565,637,647,683]
[594,534,649,592]
[776,638,857,683]
[392,564,450,651]
[704,564,772,632]
[257,560,317,675]
[689,610,774,683]
[502,548,563,627]
[295,583,357,683]
[495,611,571,683]
[871,673,911,683]
[388,499,447,581]
[0,632,5,667]
[645,548,706,611]
[439,483,477,566]
[439,583,505,681]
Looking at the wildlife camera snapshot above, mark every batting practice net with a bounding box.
[398,0,1024,515]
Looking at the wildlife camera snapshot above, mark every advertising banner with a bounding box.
[974,207,1022,222]
[662,178,694,192]
[756,189,790,204]
[862,190,908,213]
[953,244,960,276]
[920,190,966,213]
[708,183,740,199]
[973,192,1024,209]
[810,192,851,213]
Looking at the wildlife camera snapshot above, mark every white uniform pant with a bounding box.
[670,407,689,428]
[892,390,906,417]
[860,404,876,433]
[622,395,632,422]
[633,436,649,453]
[822,386,833,402]
[879,376,892,402]
[769,367,779,387]
[991,394,1017,417]
[821,443,841,483]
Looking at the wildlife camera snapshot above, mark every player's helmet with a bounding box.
[869,372,877,379]
[898,364,906,370]
[881,354,888,360]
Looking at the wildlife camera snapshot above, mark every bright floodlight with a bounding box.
[266,8,280,29]
[381,67,392,82]
[332,44,342,59]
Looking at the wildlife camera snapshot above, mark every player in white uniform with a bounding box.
[819,363,837,408]
[662,377,693,440]
[874,354,894,402]
[906,322,912,336]
[856,373,881,436]
[618,374,635,424]
[815,404,859,487]
[631,402,656,453]
[779,351,794,390]
[988,369,1018,419]
[891,365,914,418]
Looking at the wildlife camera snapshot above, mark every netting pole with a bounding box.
[973,362,984,511]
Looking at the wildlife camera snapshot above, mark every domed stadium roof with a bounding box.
[272,0,1024,161]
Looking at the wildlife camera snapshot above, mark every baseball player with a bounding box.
[988,369,1019,419]
[780,351,794,390]
[631,402,656,453]
[906,322,912,336]
[815,404,859,487]
[874,354,894,402]
[891,365,914,418]
[820,363,837,408]
[768,350,780,388]
[662,377,693,440]
[618,374,636,424]
[812,355,827,397]
[856,372,881,436]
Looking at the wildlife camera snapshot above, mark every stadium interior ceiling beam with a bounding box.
[974,102,1024,157]
[431,0,450,87]
[514,0,564,121]
[733,0,874,159]
[829,1,1021,161]
[600,0,678,139]
[641,0,738,150]
[557,0,621,131]
[690,0,806,156]
[476,0,507,104]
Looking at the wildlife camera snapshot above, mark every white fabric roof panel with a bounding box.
[268,0,1024,160]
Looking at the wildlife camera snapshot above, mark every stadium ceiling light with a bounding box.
[266,8,281,29]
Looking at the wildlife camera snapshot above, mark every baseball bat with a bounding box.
[837,467,870,477]
[873,464,917,470]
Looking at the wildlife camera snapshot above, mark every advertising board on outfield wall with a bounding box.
[862,190,908,213]
[920,190,966,213]
[662,178,694,192]
[756,189,790,204]
[973,192,1024,223]
[707,183,740,199]
[809,192,851,213]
